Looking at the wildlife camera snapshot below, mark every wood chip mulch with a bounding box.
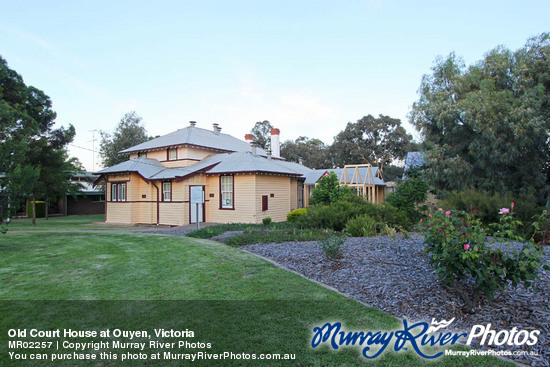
[243,234,550,366]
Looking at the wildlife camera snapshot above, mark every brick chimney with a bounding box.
[270,128,280,158]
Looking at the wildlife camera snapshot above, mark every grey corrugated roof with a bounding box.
[118,125,268,155]
[304,170,328,185]
[95,158,165,179]
[203,152,301,176]
[271,160,314,176]
[404,152,424,171]
[96,153,304,181]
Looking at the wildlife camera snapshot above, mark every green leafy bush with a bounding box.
[262,217,272,226]
[287,208,307,222]
[299,200,380,231]
[309,173,353,205]
[345,214,378,237]
[385,168,429,224]
[320,235,347,260]
[441,189,543,237]
[420,207,546,312]
[379,203,411,230]
[26,201,46,218]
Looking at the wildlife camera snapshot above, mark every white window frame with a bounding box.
[111,183,127,202]
[111,183,118,201]
[168,147,177,160]
[162,182,172,202]
[220,175,233,209]
[119,183,126,202]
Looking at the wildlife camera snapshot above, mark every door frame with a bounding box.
[189,185,205,223]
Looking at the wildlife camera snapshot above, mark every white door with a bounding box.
[190,186,204,223]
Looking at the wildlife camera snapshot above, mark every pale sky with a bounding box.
[2,0,549,171]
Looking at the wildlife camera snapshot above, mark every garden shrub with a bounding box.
[420,207,546,312]
[299,200,380,232]
[441,189,543,238]
[320,235,347,259]
[287,208,307,222]
[309,173,353,205]
[385,168,429,224]
[379,203,410,230]
[345,214,378,237]
[26,201,46,218]
[262,217,272,226]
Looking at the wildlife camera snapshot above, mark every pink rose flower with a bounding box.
[420,218,423,223]
[438,208,443,212]
[429,214,433,218]
[445,211,451,216]
[464,244,470,250]
[499,208,510,215]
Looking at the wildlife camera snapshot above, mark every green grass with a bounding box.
[0,232,513,366]
[3,214,125,231]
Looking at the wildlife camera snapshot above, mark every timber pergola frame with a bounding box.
[339,164,383,203]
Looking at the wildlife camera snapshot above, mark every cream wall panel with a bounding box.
[205,174,257,223]
[159,203,186,226]
[106,203,132,223]
[255,175,291,223]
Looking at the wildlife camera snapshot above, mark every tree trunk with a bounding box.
[31,197,36,226]
[45,198,49,220]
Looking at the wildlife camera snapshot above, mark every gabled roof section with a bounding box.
[95,158,165,181]
[97,153,305,182]
[303,170,329,185]
[195,152,302,176]
[118,125,268,155]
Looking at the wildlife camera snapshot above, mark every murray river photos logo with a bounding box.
[311,318,540,359]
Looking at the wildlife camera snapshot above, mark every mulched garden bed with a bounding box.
[242,234,550,366]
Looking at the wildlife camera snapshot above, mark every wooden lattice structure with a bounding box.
[339,164,385,204]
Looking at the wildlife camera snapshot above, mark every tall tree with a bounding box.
[410,33,550,201]
[281,136,330,169]
[329,114,412,170]
[250,120,273,150]
[99,111,150,167]
[1,55,77,226]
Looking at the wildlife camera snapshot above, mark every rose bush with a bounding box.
[420,206,546,312]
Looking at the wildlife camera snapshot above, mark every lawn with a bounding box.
[0,231,512,366]
[4,214,124,231]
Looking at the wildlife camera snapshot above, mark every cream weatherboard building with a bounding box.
[95,122,386,225]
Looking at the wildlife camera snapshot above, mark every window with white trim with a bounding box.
[168,147,177,160]
[111,183,118,201]
[220,175,233,209]
[162,182,172,201]
[111,183,127,201]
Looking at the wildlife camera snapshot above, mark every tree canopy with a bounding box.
[0,55,79,225]
[281,136,331,169]
[250,120,273,150]
[100,111,151,167]
[330,114,412,170]
[410,33,550,202]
